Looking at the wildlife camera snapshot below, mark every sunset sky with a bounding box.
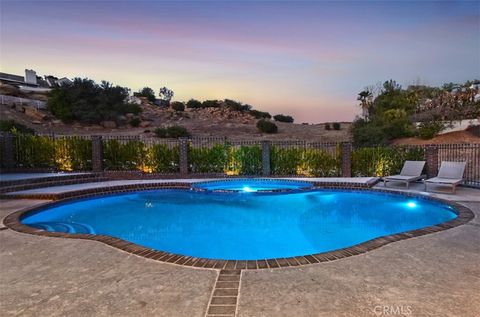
[1,1,479,123]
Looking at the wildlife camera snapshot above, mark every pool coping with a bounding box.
[2,182,475,270]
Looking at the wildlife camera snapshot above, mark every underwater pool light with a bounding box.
[406,201,417,208]
[242,186,255,192]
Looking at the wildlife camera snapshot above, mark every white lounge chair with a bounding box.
[383,161,426,189]
[424,161,466,193]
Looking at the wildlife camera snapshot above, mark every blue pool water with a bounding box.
[193,179,313,192]
[21,189,457,260]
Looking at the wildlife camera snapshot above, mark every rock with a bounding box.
[139,121,151,128]
[101,121,117,129]
[116,115,128,126]
[125,113,135,118]
[52,120,62,124]
[24,106,46,121]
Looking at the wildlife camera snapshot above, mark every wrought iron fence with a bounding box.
[436,143,480,187]
[2,133,479,188]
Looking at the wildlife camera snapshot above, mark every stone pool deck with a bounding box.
[0,182,479,317]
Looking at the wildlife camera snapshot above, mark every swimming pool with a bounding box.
[20,188,458,260]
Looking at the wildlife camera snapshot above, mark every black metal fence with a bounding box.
[1,132,479,188]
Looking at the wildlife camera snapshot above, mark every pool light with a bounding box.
[406,201,417,208]
[242,186,255,192]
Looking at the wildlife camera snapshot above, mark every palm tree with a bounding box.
[357,89,373,119]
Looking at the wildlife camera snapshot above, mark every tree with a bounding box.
[138,87,156,102]
[159,87,174,103]
[48,78,141,124]
[357,89,373,119]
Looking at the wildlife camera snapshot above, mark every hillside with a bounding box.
[0,97,352,142]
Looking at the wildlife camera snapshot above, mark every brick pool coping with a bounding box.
[2,182,475,271]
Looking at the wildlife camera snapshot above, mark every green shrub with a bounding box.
[48,78,141,123]
[273,114,294,123]
[155,126,190,138]
[186,99,202,108]
[325,123,331,130]
[226,144,262,175]
[189,144,229,173]
[13,134,92,170]
[171,101,185,112]
[130,118,141,127]
[145,144,179,173]
[202,100,220,108]
[333,122,341,130]
[257,120,278,133]
[0,120,35,134]
[417,121,445,139]
[103,139,145,170]
[154,128,167,138]
[249,110,271,119]
[137,87,156,102]
[224,99,251,112]
[270,146,340,176]
[351,146,425,177]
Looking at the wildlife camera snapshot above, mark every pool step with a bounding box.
[0,174,109,194]
[28,221,96,234]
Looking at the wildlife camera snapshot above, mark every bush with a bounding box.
[202,100,220,108]
[273,114,294,123]
[171,101,185,112]
[186,99,202,108]
[224,99,251,112]
[351,146,425,177]
[13,134,92,170]
[137,87,156,102]
[0,120,35,134]
[48,78,141,123]
[249,110,271,119]
[256,120,278,133]
[270,146,341,176]
[333,122,341,130]
[417,121,445,139]
[325,123,331,130]
[130,118,141,127]
[155,125,190,138]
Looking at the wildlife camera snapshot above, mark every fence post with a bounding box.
[261,140,271,176]
[179,138,189,176]
[341,142,352,177]
[91,135,103,172]
[1,132,16,169]
[426,145,439,178]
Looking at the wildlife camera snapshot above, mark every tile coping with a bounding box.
[2,182,475,271]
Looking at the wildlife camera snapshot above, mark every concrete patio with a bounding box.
[0,183,479,317]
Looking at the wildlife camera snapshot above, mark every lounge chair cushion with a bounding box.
[424,177,463,185]
[384,175,423,181]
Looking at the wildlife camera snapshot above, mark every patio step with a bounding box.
[0,174,109,194]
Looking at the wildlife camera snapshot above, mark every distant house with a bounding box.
[154,99,169,107]
[127,96,142,105]
[0,69,71,89]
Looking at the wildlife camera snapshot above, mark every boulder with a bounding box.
[24,106,46,121]
[139,121,151,128]
[101,121,117,129]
